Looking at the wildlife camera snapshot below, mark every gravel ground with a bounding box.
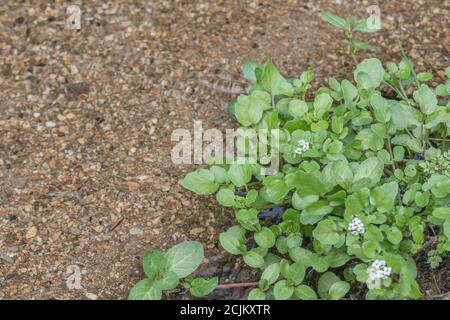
[0,0,449,300]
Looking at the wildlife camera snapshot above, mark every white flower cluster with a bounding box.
[295,139,310,155]
[348,217,365,236]
[367,259,392,281]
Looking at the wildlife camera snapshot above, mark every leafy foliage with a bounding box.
[182,57,450,300]
[129,241,217,300]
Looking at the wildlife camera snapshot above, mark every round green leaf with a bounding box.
[128,279,162,300]
[164,241,204,278]
[254,227,276,248]
[273,280,294,300]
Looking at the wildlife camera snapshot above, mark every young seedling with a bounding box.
[320,11,380,64]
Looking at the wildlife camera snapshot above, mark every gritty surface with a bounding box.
[0,0,449,299]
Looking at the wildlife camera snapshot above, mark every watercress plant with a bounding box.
[182,58,450,300]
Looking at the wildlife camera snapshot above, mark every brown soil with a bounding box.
[0,0,449,299]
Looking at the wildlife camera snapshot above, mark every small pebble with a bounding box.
[129,227,144,236]
[45,121,56,128]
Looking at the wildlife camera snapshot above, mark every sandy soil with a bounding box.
[0,0,449,299]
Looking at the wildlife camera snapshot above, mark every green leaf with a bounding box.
[396,58,411,79]
[285,172,327,196]
[310,254,330,273]
[273,280,294,300]
[313,219,342,245]
[351,39,376,52]
[370,181,399,213]
[370,92,391,123]
[318,272,340,299]
[329,281,350,300]
[432,207,450,221]
[313,93,333,120]
[321,12,349,29]
[393,146,405,161]
[263,175,289,202]
[216,188,236,207]
[210,166,229,184]
[243,250,265,268]
[228,164,252,187]
[219,231,243,255]
[289,99,308,118]
[413,84,438,115]
[248,288,266,300]
[386,226,403,245]
[254,227,276,248]
[353,157,384,187]
[261,60,294,96]
[242,60,262,84]
[236,208,260,231]
[143,250,166,279]
[295,285,317,300]
[181,169,219,195]
[285,261,306,285]
[353,58,385,88]
[391,134,422,153]
[390,101,421,130]
[355,128,384,151]
[164,241,204,278]
[417,72,433,82]
[301,200,333,224]
[341,80,358,105]
[128,279,162,300]
[261,263,280,287]
[154,271,179,290]
[235,90,271,126]
[190,277,218,298]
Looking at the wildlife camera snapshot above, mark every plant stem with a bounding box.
[382,81,404,100]
[399,43,421,88]
[215,282,258,290]
[386,138,397,172]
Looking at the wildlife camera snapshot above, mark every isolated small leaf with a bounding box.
[164,241,204,278]
[128,279,162,300]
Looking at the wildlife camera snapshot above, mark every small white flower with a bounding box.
[295,139,310,156]
[297,139,310,150]
[295,147,303,155]
[367,259,391,282]
[348,217,365,236]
